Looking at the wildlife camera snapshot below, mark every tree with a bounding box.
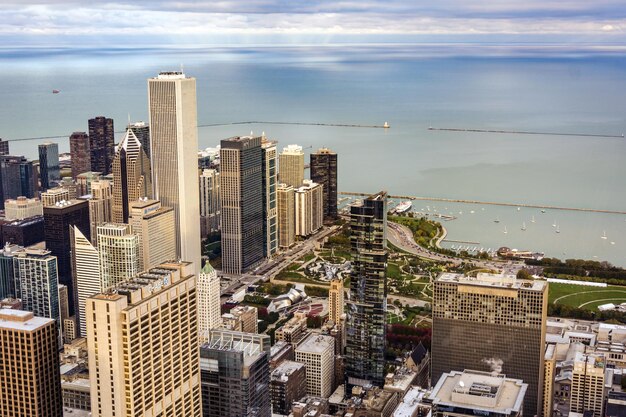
[517,269,532,280]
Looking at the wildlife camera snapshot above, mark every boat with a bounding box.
[552,220,557,228]
[521,222,526,231]
[470,210,475,214]
[541,209,546,213]
[503,226,508,234]
[611,242,616,245]
[52,89,60,94]
[517,207,521,211]
[601,231,608,240]
[494,217,500,223]
[531,216,536,223]
[383,122,390,128]
[555,225,560,234]
[394,201,412,214]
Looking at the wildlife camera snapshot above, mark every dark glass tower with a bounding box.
[38,142,60,191]
[0,155,39,208]
[345,191,388,391]
[88,116,115,175]
[69,131,91,179]
[310,147,338,221]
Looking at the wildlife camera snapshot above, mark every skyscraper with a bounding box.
[199,168,220,238]
[71,226,100,338]
[88,179,113,243]
[43,199,90,314]
[261,138,278,258]
[0,309,62,417]
[310,147,338,221]
[329,277,344,324]
[200,329,271,417]
[0,155,38,207]
[431,273,548,417]
[112,128,152,223]
[97,223,139,289]
[278,144,304,188]
[220,136,264,275]
[128,120,151,159]
[69,131,91,179]
[295,334,336,398]
[128,199,176,271]
[148,71,201,270]
[345,191,388,390]
[39,142,61,191]
[197,262,221,342]
[87,261,200,417]
[277,183,295,249]
[0,138,9,155]
[294,179,323,237]
[88,116,115,175]
[0,243,19,299]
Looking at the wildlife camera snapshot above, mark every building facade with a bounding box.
[72,226,100,338]
[328,278,344,325]
[310,147,338,221]
[76,171,102,197]
[270,361,307,415]
[0,155,38,207]
[69,131,91,179]
[294,180,323,237]
[88,116,115,175]
[295,334,335,398]
[199,168,220,238]
[4,196,42,220]
[345,192,388,390]
[128,199,176,271]
[38,142,61,191]
[261,139,278,258]
[570,352,606,417]
[97,223,139,289]
[198,263,221,342]
[278,144,304,188]
[88,179,113,243]
[148,72,201,271]
[277,184,295,249]
[128,120,151,159]
[220,136,264,275]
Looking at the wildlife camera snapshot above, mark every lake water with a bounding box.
[0,44,624,265]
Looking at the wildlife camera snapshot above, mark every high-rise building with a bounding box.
[41,187,71,207]
[294,179,323,237]
[88,116,115,175]
[71,226,100,338]
[224,305,258,333]
[87,261,200,417]
[4,196,42,220]
[0,215,45,247]
[198,263,221,342]
[328,278,344,325]
[0,138,9,155]
[112,128,152,223]
[128,199,176,271]
[97,223,138,287]
[0,155,38,207]
[261,139,278,258]
[43,198,90,314]
[39,142,61,191]
[270,361,307,416]
[570,352,606,417]
[278,144,304,188]
[277,183,295,249]
[58,283,69,323]
[199,168,220,238]
[69,131,91,179]
[295,333,335,398]
[148,72,201,271]
[0,309,62,417]
[200,329,271,417]
[345,191,388,390]
[12,248,61,334]
[88,179,113,243]
[431,273,548,417]
[0,243,19,299]
[128,120,151,159]
[310,147,338,221]
[59,177,78,200]
[76,171,102,196]
[220,136,264,275]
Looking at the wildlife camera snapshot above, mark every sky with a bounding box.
[0,0,625,45]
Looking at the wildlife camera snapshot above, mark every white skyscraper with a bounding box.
[197,262,221,343]
[148,71,201,272]
[72,226,100,338]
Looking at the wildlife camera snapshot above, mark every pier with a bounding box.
[428,126,624,139]
[443,239,480,245]
[340,192,626,215]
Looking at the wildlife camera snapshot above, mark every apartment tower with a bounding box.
[277,183,295,249]
[199,168,220,238]
[88,179,113,243]
[39,142,60,191]
[261,138,278,257]
[198,262,221,343]
[310,147,338,221]
[294,179,323,237]
[88,116,115,175]
[148,71,201,271]
[278,144,304,188]
[69,131,91,179]
[128,199,176,271]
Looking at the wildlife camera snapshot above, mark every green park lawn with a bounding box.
[549,282,626,309]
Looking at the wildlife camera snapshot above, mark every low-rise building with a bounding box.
[270,360,307,415]
[275,312,308,346]
[295,334,335,397]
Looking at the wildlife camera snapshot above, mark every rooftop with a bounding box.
[155,71,187,80]
[0,309,53,331]
[271,360,305,382]
[393,386,428,417]
[296,333,334,354]
[437,272,546,292]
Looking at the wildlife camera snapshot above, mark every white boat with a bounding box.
[521,222,526,231]
[541,209,546,213]
[503,226,508,234]
[552,220,557,228]
[531,216,536,223]
[395,201,412,213]
[555,225,560,234]
[601,231,608,240]
[611,242,616,245]
[517,207,521,211]
[470,210,475,214]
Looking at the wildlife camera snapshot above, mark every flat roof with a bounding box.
[0,309,53,331]
[437,272,546,291]
[295,333,334,354]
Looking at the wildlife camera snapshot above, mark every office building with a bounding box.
[0,215,45,247]
[0,138,9,155]
[112,128,152,223]
[76,171,102,196]
[43,198,90,314]
[59,177,78,200]
[278,144,304,188]
[41,187,70,207]
[262,138,278,257]
[543,345,556,417]
[0,243,19,299]
[39,142,60,191]
[270,361,307,416]
[87,261,200,417]
[88,179,113,242]
[198,263,221,342]
[275,312,308,346]
[431,273,548,417]
[148,72,201,271]
[0,155,38,207]
[277,183,295,248]
[70,131,91,178]
[199,168,220,238]
[570,352,607,417]
[220,136,264,274]
[200,329,271,417]
[58,283,69,323]
[295,333,335,398]
[88,116,115,175]
[97,223,138,287]
[0,309,62,417]
[223,305,259,333]
[310,147,338,221]
[72,226,100,338]
[128,199,176,271]
[345,192,388,390]
[328,277,344,325]
[294,180,323,237]
[428,370,527,417]
[4,196,42,220]
[128,120,151,159]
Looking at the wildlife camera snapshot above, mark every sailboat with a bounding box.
[531,215,536,223]
[555,225,560,234]
[601,231,608,240]
[503,226,508,234]
[552,220,557,228]
[521,222,527,231]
